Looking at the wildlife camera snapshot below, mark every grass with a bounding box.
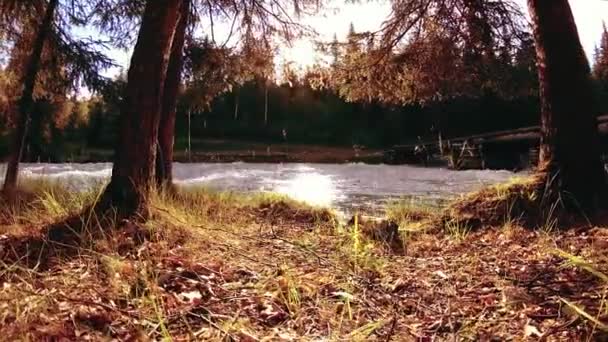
[444,175,542,229]
[385,199,438,241]
[443,220,471,241]
[385,198,436,225]
[554,249,608,334]
[0,178,607,340]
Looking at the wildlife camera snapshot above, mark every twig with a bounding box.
[385,316,398,342]
[190,311,235,339]
[19,286,140,318]
[539,317,580,341]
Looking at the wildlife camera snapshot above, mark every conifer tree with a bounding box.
[593,23,608,88]
[0,0,113,197]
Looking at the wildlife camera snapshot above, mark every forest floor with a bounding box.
[0,179,607,341]
[68,139,385,164]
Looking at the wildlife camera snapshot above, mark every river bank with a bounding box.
[0,180,606,340]
[49,139,386,164]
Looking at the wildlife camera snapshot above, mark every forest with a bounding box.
[2,0,608,340]
[6,24,608,160]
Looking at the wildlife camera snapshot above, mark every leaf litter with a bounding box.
[0,188,607,341]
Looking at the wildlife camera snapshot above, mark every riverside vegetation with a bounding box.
[0,178,607,340]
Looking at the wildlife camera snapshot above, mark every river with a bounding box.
[1,162,518,214]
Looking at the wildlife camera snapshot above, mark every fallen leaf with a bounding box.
[179,290,202,303]
[524,322,542,337]
[391,278,408,293]
[434,270,449,280]
[331,291,355,302]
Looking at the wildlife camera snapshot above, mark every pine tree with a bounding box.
[1,0,59,197]
[330,33,340,67]
[97,0,183,217]
[156,0,190,189]
[593,23,608,88]
[0,0,113,198]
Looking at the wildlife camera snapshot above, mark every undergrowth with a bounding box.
[0,178,607,340]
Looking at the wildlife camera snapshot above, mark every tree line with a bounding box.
[1,0,608,218]
[0,68,542,160]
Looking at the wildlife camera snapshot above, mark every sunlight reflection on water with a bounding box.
[0,162,517,215]
[273,172,341,207]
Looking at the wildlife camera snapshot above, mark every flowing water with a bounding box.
[1,163,518,215]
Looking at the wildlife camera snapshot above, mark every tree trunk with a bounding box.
[234,91,240,120]
[100,0,182,217]
[187,110,191,162]
[2,0,58,196]
[264,81,269,126]
[528,0,607,210]
[156,0,190,188]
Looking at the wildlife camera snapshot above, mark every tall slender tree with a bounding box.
[593,23,608,87]
[153,0,293,189]
[156,0,190,188]
[0,0,113,197]
[2,0,58,196]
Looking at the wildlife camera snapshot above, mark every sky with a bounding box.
[569,0,608,58]
[102,0,608,77]
[279,0,608,70]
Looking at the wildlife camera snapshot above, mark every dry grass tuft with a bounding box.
[386,199,437,225]
[444,175,554,230]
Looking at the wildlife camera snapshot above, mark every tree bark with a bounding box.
[2,0,58,197]
[100,0,182,217]
[156,0,190,188]
[528,0,607,210]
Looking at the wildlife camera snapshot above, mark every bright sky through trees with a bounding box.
[89,0,608,77]
[279,0,608,69]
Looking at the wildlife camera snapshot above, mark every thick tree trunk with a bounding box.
[100,0,182,217]
[528,0,607,210]
[156,0,190,188]
[2,0,58,196]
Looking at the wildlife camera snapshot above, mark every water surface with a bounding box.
[1,163,517,214]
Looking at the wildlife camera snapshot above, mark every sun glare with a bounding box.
[282,40,320,69]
